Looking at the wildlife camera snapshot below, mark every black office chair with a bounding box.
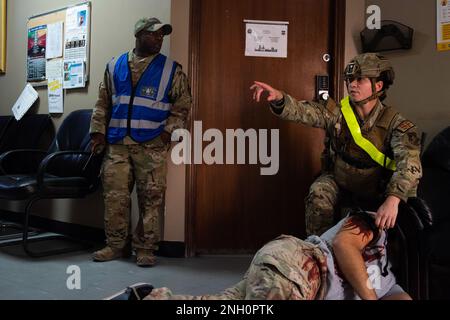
[416,126,450,299]
[387,198,432,300]
[387,127,450,300]
[0,116,13,143]
[0,109,103,257]
[0,114,54,240]
[0,113,53,150]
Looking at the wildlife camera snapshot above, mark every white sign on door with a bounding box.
[245,20,289,58]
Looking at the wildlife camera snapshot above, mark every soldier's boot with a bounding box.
[93,242,132,262]
[136,249,156,267]
[105,283,154,300]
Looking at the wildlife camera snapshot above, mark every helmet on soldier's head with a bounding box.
[344,53,395,104]
[344,53,395,86]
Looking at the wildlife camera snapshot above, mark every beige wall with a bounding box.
[345,0,366,94]
[165,0,190,241]
[367,0,450,144]
[345,0,365,68]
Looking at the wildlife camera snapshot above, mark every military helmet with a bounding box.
[344,53,395,85]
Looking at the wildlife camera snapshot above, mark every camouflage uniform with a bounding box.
[144,235,328,300]
[270,54,422,236]
[90,50,192,250]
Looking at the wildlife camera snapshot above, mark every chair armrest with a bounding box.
[36,150,93,188]
[407,197,433,228]
[0,149,48,174]
[398,201,424,233]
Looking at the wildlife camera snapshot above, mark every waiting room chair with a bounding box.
[0,114,53,152]
[416,126,450,299]
[387,198,432,300]
[0,114,54,240]
[386,126,450,300]
[0,109,103,257]
[0,116,13,143]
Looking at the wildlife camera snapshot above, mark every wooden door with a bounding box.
[187,0,345,254]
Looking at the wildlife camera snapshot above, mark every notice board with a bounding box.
[26,1,90,88]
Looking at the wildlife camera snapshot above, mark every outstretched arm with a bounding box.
[332,215,378,300]
[249,81,334,129]
[250,81,283,103]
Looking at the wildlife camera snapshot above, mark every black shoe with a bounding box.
[106,283,154,300]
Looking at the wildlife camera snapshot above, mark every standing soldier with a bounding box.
[90,17,192,266]
[251,53,422,236]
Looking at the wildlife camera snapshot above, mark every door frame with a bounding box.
[185,0,346,257]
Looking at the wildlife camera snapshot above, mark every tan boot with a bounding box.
[136,249,156,267]
[93,244,132,262]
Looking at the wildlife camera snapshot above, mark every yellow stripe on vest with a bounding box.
[340,96,396,171]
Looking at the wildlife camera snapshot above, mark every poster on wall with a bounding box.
[63,4,89,88]
[244,20,289,58]
[64,4,88,61]
[27,25,47,81]
[437,0,450,51]
[46,58,64,113]
[48,78,63,114]
[46,22,63,59]
[63,59,85,89]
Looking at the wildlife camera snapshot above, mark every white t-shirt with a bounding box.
[306,213,401,300]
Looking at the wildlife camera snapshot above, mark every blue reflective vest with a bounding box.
[107,52,177,143]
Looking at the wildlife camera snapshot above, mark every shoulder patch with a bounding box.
[396,120,415,133]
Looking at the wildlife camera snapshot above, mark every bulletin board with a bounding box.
[26,1,90,88]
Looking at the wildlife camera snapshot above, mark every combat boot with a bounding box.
[93,243,132,262]
[136,249,156,267]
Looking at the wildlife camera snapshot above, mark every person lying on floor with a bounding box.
[114,209,412,300]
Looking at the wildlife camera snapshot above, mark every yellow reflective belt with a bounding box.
[340,96,396,171]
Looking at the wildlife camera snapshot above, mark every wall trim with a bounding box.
[186,0,201,258]
[332,0,346,101]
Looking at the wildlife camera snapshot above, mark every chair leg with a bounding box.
[419,233,430,300]
[22,196,92,258]
[22,196,40,257]
[0,221,33,241]
[0,219,41,242]
[395,225,410,293]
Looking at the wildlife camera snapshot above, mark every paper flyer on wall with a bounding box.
[46,58,63,80]
[27,25,47,81]
[11,84,39,121]
[48,78,64,114]
[244,20,289,58]
[46,21,63,59]
[63,59,85,89]
[64,4,89,61]
[437,0,450,51]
